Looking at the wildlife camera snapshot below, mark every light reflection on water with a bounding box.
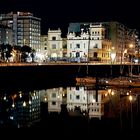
[0,85,140,135]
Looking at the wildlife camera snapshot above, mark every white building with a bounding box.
[67,23,112,62]
[67,30,89,61]
[47,88,63,113]
[47,28,63,59]
[67,87,88,113]
[89,23,111,62]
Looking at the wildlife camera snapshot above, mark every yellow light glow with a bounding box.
[111,91,114,95]
[129,44,133,48]
[129,95,133,101]
[23,101,26,107]
[124,49,127,53]
[108,89,111,94]
[92,99,95,103]
[19,93,22,98]
[105,93,108,97]
[44,97,47,101]
[12,103,15,108]
[127,92,129,95]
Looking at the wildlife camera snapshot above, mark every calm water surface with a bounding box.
[0,84,140,137]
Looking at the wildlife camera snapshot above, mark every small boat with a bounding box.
[76,76,96,85]
[103,76,140,87]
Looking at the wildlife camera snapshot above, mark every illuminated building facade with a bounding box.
[0,24,13,45]
[68,22,138,63]
[67,23,112,62]
[67,30,89,60]
[47,28,63,59]
[0,11,41,51]
[89,23,112,63]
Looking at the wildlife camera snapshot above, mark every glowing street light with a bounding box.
[129,95,133,101]
[110,47,116,64]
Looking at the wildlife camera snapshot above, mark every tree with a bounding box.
[0,44,13,62]
[20,45,32,62]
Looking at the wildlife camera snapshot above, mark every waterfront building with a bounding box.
[0,11,41,51]
[89,23,112,63]
[68,22,138,63]
[47,28,63,59]
[0,24,13,45]
[67,23,112,62]
[67,30,89,61]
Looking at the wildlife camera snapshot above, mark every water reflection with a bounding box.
[0,90,40,128]
[0,86,140,133]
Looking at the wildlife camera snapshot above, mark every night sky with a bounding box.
[0,0,139,36]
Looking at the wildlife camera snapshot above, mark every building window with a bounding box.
[70,94,72,100]
[52,44,56,49]
[52,93,56,98]
[76,95,80,100]
[70,53,72,57]
[94,44,98,48]
[52,102,56,105]
[52,36,56,40]
[70,44,72,49]
[76,52,80,57]
[76,44,80,48]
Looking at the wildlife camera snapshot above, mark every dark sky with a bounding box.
[0,0,139,36]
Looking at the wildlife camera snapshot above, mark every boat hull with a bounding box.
[76,77,96,85]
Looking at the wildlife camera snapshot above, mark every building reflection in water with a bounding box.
[0,90,40,128]
[66,86,104,119]
[0,86,140,130]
